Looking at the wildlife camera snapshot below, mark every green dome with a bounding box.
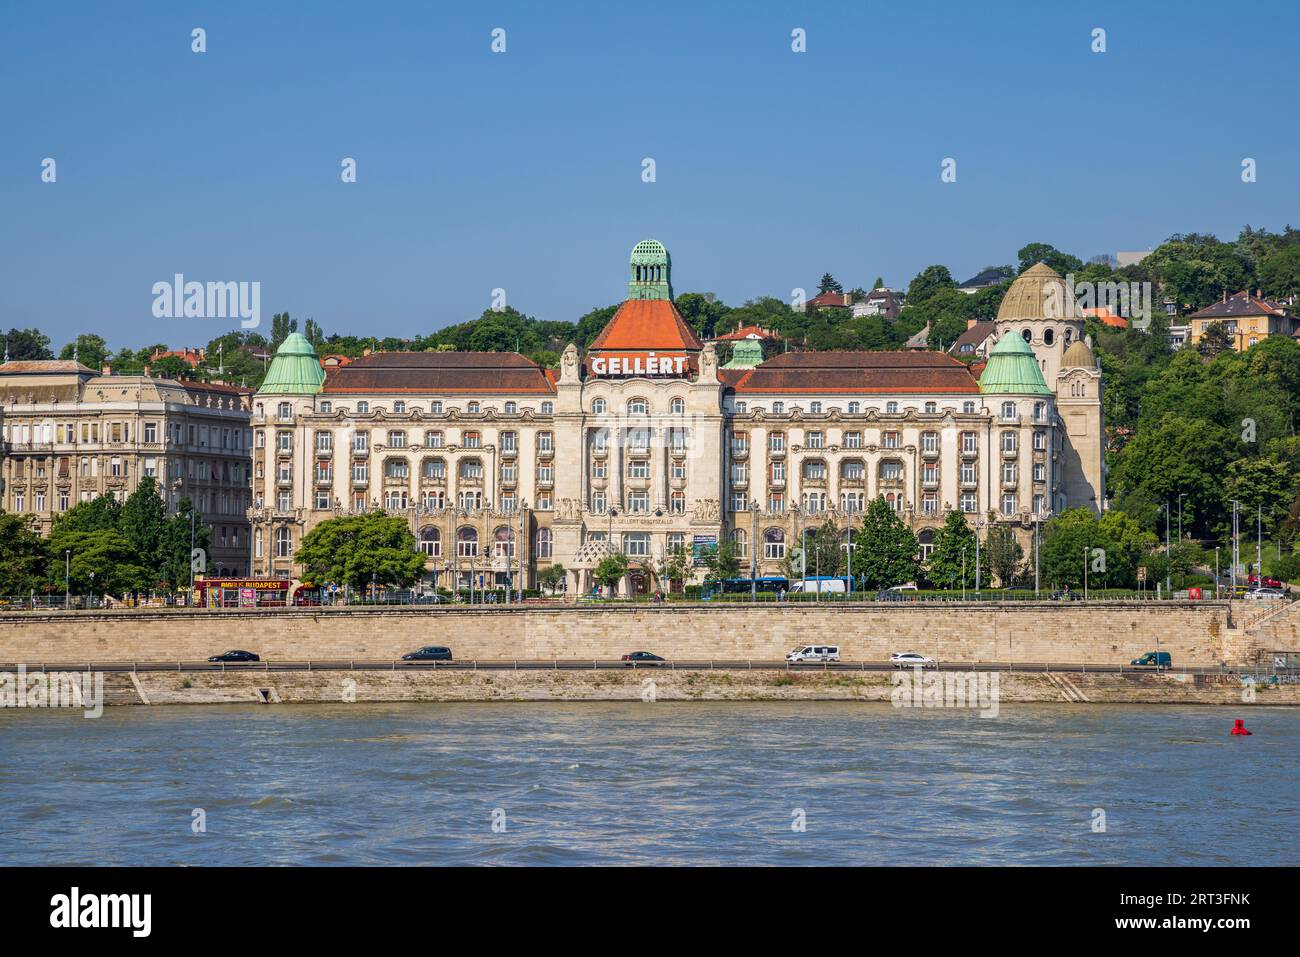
[978,333,1051,395]
[258,332,324,394]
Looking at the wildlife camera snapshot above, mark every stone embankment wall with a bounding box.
[68,668,1300,707]
[0,601,1257,667]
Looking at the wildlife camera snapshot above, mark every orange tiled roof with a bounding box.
[1082,307,1129,329]
[586,299,704,353]
[716,324,782,341]
[323,351,556,394]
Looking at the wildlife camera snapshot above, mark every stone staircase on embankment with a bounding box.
[1224,598,1300,666]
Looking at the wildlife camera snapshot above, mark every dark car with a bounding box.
[1131,651,1172,668]
[402,646,453,661]
[622,651,666,666]
[208,650,260,663]
[1050,589,1081,601]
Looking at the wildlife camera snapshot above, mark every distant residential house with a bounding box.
[957,267,1014,295]
[1187,290,1299,352]
[947,320,997,360]
[319,353,355,370]
[803,290,853,312]
[851,287,903,319]
[148,347,205,369]
[1081,307,1128,330]
[713,323,783,344]
[1168,325,1191,350]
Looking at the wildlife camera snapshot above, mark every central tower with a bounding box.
[628,239,673,301]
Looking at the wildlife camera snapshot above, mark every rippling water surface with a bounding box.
[1,702,1296,865]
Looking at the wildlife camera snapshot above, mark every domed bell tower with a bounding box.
[628,239,673,301]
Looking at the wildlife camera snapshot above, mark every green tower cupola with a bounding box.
[628,239,673,301]
[978,332,1052,395]
[258,332,325,395]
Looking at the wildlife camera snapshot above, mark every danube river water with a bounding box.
[1,702,1296,865]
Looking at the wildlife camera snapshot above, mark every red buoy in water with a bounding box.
[1230,719,1252,736]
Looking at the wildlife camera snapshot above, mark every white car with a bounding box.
[1245,587,1286,601]
[890,652,934,668]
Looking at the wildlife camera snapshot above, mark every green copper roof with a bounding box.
[723,339,764,369]
[978,333,1051,395]
[627,239,673,301]
[258,332,324,394]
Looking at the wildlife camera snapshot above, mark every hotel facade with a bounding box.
[0,361,254,576]
[249,242,1105,594]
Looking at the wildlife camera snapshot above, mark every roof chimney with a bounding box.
[101,363,112,375]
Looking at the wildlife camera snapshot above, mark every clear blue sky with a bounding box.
[3,0,1297,351]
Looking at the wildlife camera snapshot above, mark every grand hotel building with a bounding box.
[249,242,1104,594]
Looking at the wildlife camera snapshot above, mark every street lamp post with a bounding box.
[749,499,758,603]
[1033,515,1041,598]
[64,549,71,609]
[1083,544,1089,600]
[961,546,967,601]
[1177,492,1186,543]
[973,517,982,598]
[1164,501,1171,596]
[841,535,858,601]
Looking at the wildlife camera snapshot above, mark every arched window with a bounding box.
[384,458,409,479]
[1021,329,1032,343]
[493,526,515,558]
[628,398,648,415]
[802,459,826,480]
[422,458,446,480]
[592,398,607,414]
[456,526,478,557]
[1044,328,1055,346]
[879,460,903,481]
[671,397,685,415]
[537,527,552,559]
[763,528,786,559]
[459,459,483,480]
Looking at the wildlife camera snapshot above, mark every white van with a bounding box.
[788,579,847,594]
[786,645,841,662]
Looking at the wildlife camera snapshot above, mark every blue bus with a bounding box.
[704,576,789,598]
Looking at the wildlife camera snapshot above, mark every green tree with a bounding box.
[59,334,110,370]
[0,514,47,595]
[853,497,919,589]
[1039,508,1136,589]
[2,327,53,360]
[701,541,741,583]
[906,265,956,305]
[295,513,425,589]
[47,528,149,596]
[1017,242,1083,276]
[537,563,566,594]
[120,477,168,575]
[149,355,192,379]
[656,545,692,588]
[593,553,630,592]
[52,494,122,534]
[924,510,986,589]
[1197,320,1234,359]
[984,525,1024,587]
[817,273,843,294]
